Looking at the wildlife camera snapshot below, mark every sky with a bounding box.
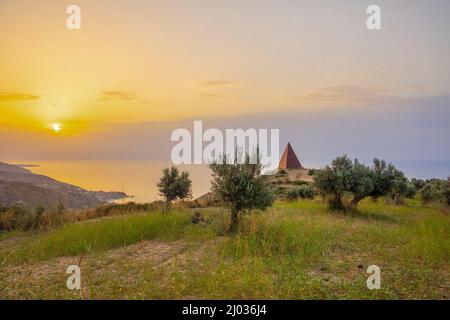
[0,0,449,176]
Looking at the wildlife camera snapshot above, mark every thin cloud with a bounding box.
[197,92,224,98]
[0,92,40,101]
[198,81,237,87]
[100,91,135,101]
[293,86,392,105]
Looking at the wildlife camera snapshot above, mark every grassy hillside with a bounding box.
[0,199,448,299]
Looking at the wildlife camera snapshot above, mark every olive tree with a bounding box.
[372,159,416,204]
[389,171,417,205]
[314,156,371,210]
[411,178,426,191]
[421,178,450,206]
[371,159,396,200]
[157,166,192,210]
[209,151,275,235]
[314,155,408,211]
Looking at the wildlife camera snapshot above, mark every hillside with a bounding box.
[0,162,127,209]
[195,168,314,206]
[0,199,448,299]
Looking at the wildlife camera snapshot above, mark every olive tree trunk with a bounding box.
[348,195,365,211]
[330,193,346,211]
[163,199,171,213]
[229,207,239,236]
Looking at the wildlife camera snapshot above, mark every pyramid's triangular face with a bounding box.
[279,143,303,169]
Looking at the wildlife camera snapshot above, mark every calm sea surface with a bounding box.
[17,161,212,203]
[5,159,449,203]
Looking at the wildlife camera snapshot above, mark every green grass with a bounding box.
[5,212,193,264]
[222,216,339,262]
[399,213,450,266]
[141,199,448,299]
[0,230,20,242]
[1,199,449,299]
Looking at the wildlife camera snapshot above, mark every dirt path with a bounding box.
[0,239,219,299]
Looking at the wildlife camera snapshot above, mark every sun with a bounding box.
[52,123,62,133]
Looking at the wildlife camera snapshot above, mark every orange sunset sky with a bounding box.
[0,0,449,174]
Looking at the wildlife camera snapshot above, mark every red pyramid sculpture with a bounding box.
[279,143,303,169]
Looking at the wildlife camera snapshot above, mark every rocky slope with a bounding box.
[0,162,127,209]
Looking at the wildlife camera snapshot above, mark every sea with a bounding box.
[4,159,449,203]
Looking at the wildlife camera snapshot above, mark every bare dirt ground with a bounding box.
[0,239,221,299]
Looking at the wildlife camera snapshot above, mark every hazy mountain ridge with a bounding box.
[0,162,127,209]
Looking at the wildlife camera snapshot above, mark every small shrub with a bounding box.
[421,179,449,207]
[285,185,315,201]
[80,202,155,220]
[35,205,45,216]
[290,180,309,186]
[192,211,204,224]
[297,184,315,199]
[56,203,65,215]
[0,201,157,232]
[286,189,300,201]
